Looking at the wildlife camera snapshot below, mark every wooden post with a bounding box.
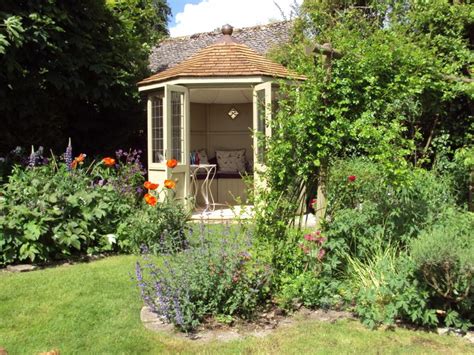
[307,43,343,229]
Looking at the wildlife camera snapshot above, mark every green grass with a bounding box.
[1,255,472,354]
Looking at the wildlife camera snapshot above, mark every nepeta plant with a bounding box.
[135,225,272,332]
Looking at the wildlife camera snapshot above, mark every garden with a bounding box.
[1,0,474,353]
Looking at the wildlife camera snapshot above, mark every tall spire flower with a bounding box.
[65,138,73,170]
[28,146,36,168]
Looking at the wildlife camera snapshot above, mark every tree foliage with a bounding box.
[0,0,170,155]
[258,0,473,238]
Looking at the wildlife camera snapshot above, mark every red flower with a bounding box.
[143,181,159,190]
[144,193,157,206]
[348,175,356,182]
[166,159,178,168]
[102,157,116,167]
[164,179,176,189]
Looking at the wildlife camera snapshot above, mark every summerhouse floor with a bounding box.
[191,205,317,227]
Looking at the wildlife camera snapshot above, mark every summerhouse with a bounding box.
[138,23,304,209]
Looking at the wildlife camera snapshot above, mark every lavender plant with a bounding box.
[135,225,273,332]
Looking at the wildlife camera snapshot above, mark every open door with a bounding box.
[253,82,273,185]
[165,84,190,201]
[147,84,189,202]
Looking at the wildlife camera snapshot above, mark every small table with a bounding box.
[189,164,217,212]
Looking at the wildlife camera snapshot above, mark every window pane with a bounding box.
[171,91,184,162]
[151,96,164,163]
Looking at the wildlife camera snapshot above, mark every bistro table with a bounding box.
[189,164,217,212]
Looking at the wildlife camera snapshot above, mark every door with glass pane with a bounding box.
[253,82,273,176]
[164,84,189,201]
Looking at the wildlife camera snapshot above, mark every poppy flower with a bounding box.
[144,193,157,206]
[102,157,116,167]
[164,179,176,189]
[166,159,178,168]
[143,181,159,190]
[71,153,86,169]
[348,175,356,182]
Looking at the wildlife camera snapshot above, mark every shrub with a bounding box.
[135,225,272,332]
[0,165,130,264]
[273,228,345,311]
[343,239,437,329]
[0,146,148,265]
[346,250,438,328]
[410,209,474,329]
[325,158,455,261]
[117,199,190,255]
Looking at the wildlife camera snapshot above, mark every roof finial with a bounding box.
[221,24,233,36]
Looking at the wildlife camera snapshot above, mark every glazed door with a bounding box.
[252,82,273,175]
[164,84,190,201]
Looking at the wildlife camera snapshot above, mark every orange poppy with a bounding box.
[102,157,116,167]
[71,153,86,169]
[166,159,178,168]
[164,179,176,189]
[144,193,157,206]
[76,153,86,163]
[143,181,159,190]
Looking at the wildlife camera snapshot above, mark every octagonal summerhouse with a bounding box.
[138,24,305,209]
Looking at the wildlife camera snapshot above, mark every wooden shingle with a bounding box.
[138,25,305,86]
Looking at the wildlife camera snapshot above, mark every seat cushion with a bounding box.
[216,149,246,173]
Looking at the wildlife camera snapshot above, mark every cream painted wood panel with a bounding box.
[189,102,253,165]
[192,179,247,206]
[218,179,247,205]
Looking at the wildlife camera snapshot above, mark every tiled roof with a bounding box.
[139,26,305,86]
[149,21,294,73]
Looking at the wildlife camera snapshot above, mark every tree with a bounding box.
[0,0,170,155]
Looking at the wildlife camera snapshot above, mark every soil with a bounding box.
[140,305,355,342]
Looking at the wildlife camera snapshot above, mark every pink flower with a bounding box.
[317,248,326,261]
[304,234,316,242]
[348,175,356,182]
[298,243,310,254]
[315,236,327,245]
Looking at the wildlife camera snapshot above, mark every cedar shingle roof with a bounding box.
[139,24,305,86]
[149,21,293,73]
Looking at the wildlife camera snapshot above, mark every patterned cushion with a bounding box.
[197,149,209,164]
[216,149,246,173]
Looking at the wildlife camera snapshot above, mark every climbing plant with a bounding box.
[258,0,473,241]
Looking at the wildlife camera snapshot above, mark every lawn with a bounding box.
[0,255,472,354]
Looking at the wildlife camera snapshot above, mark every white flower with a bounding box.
[106,234,117,244]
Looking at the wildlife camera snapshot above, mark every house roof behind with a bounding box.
[149,21,293,73]
[138,27,305,86]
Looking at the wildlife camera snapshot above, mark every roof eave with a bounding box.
[137,74,305,92]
